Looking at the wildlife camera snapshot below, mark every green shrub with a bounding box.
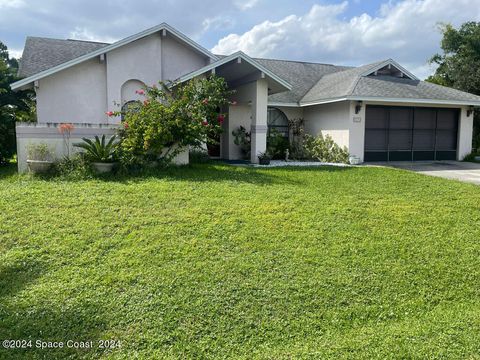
[26,143,53,161]
[463,152,480,162]
[49,154,95,179]
[232,126,251,159]
[189,148,211,164]
[115,76,232,166]
[303,133,349,163]
[267,128,289,159]
[74,135,118,163]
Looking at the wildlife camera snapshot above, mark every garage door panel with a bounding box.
[365,130,387,150]
[414,108,436,129]
[413,130,435,150]
[364,106,458,161]
[389,108,413,129]
[436,130,457,150]
[437,109,458,129]
[389,130,412,150]
[365,107,388,129]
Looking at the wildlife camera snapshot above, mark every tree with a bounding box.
[427,22,480,150]
[0,41,35,165]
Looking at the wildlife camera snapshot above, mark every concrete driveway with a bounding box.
[370,161,480,185]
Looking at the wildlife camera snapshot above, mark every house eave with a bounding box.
[11,23,218,91]
[298,96,480,107]
[177,51,292,92]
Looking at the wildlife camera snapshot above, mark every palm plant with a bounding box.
[74,135,118,163]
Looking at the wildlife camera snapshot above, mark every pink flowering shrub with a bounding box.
[117,76,233,165]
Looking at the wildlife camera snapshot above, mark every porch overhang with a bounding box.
[176,51,292,95]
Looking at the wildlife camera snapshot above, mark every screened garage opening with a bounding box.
[364,105,459,162]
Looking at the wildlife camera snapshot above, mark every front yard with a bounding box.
[0,163,479,359]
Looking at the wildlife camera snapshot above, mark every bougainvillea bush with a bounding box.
[111,76,233,166]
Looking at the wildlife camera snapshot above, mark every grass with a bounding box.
[1,162,480,359]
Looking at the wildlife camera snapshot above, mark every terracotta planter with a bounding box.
[92,162,116,174]
[27,160,53,174]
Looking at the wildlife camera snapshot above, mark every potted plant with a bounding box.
[26,143,53,173]
[258,151,272,165]
[74,135,118,173]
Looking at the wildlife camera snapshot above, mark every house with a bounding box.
[11,23,480,171]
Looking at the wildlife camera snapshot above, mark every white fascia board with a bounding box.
[360,59,419,81]
[267,102,300,107]
[177,51,292,91]
[349,96,480,107]
[11,23,218,90]
[299,96,480,107]
[299,97,349,106]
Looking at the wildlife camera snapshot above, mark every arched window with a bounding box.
[267,107,289,138]
[121,100,141,121]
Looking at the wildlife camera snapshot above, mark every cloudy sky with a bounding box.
[1,0,480,79]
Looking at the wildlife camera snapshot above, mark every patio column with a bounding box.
[250,79,268,163]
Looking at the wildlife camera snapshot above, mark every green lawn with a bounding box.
[1,163,480,359]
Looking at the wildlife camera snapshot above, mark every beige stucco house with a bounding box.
[11,23,480,171]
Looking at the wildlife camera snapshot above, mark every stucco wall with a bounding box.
[16,123,189,173]
[224,104,251,160]
[16,123,117,173]
[35,32,210,126]
[161,35,209,81]
[225,80,268,163]
[36,58,107,124]
[274,106,304,122]
[303,101,352,153]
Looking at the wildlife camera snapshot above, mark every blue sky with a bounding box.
[1,0,479,79]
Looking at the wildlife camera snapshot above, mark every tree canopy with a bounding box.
[0,41,35,165]
[427,22,480,150]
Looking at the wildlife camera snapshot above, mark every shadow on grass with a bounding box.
[17,161,356,186]
[0,259,110,359]
[0,162,18,180]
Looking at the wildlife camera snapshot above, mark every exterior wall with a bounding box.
[36,32,210,126]
[303,100,473,163]
[16,123,117,173]
[161,35,209,81]
[224,104,251,160]
[303,101,353,153]
[274,106,304,122]
[457,106,472,160]
[36,58,107,124]
[106,34,163,123]
[16,123,189,173]
[224,80,268,163]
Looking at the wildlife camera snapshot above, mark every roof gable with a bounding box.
[361,59,418,80]
[177,51,292,94]
[12,23,217,90]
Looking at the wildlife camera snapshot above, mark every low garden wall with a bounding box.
[16,122,189,173]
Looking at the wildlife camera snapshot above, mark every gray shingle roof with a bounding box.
[18,37,109,77]
[300,61,385,103]
[254,58,351,103]
[352,75,480,102]
[17,35,480,105]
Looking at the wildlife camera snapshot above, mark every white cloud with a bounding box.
[69,27,119,44]
[202,16,235,32]
[0,0,25,9]
[212,0,480,79]
[234,0,259,11]
[8,48,23,59]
